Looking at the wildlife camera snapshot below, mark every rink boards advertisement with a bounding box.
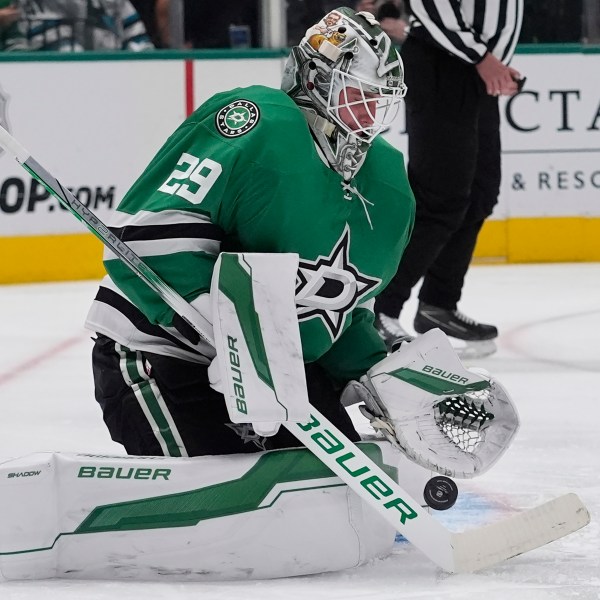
[0,48,598,282]
[382,51,600,263]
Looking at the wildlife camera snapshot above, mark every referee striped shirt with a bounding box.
[408,0,523,65]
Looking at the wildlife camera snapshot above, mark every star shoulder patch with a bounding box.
[215,99,260,138]
[296,225,381,341]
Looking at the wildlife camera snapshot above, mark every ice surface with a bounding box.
[0,263,598,599]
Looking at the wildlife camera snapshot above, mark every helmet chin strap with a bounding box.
[300,107,369,182]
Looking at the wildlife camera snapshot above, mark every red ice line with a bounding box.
[0,335,87,387]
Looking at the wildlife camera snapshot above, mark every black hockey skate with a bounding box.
[413,302,498,359]
[375,312,413,352]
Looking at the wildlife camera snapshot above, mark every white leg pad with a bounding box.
[0,443,407,581]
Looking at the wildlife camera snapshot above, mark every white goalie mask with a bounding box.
[282,7,407,181]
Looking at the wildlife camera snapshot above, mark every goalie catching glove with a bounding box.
[342,328,519,478]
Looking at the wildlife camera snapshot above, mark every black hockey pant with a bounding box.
[91,334,360,457]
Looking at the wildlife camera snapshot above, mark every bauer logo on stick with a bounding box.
[215,100,260,138]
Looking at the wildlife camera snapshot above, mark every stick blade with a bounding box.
[451,493,591,573]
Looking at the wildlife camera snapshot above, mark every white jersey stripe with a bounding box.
[107,209,214,228]
[103,237,220,261]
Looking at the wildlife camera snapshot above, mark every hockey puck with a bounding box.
[423,476,458,511]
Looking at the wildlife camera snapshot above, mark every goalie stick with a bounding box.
[0,124,590,574]
[0,128,214,347]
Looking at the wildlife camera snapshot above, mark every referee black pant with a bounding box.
[376,36,501,317]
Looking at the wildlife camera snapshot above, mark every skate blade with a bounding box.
[451,339,497,360]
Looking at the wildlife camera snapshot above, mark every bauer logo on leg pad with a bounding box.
[78,466,172,480]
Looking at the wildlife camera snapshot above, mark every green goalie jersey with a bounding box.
[85,85,415,385]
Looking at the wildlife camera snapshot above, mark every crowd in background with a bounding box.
[0,0,598,52]
[0,0,154,51]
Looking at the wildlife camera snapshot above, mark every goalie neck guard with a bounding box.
[281,7,407,182]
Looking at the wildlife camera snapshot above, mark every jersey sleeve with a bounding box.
[103,116,244,328]
[316,305,387,387]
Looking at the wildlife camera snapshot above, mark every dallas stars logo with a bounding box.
[215,100,260,138]
[296,225,380,341]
